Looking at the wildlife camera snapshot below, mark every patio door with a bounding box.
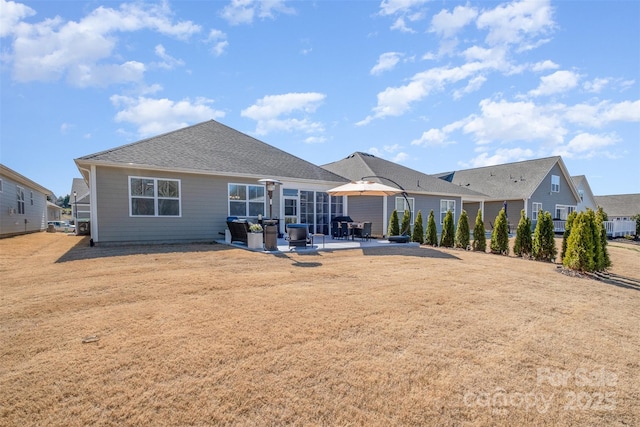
[283,188,299,226]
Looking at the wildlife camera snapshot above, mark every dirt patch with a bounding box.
[1,233,638,426]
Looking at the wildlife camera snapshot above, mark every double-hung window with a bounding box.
[129,177,181,217]
[440,200,455,224]
[16,186,25,214]
[532,202,542,220]
[395,196,415,223]
[555,205,575,221]
[551,175,560,193]
[228,184,265,217]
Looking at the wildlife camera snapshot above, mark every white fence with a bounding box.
[553,220,636,237]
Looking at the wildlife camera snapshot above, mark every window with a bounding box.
[551,175,560,193]
[331,195,344,219]
[30,191,34,205]
[16,186,25,214]
[395,196,415,223]
[555,204,576,220]
[129,177,180,217]
[228,184,264,217]
[440,199,455,224]
[0,179,3,192]
[532,202,542,220]
[578,190,584,202]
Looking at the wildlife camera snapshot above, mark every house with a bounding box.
[594,194,640,221]
[47,201,63,221]
[321,152,487,236]
[435,156,581,229]
[70,178,91,224]
[74,120,349,244]
[571,175,598,212]
[0,164,53,238]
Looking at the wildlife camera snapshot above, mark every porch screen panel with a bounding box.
[316,192,329,234]
[300,191,314,232]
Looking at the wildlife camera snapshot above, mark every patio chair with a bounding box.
[286,224,311,248]
[360,222,372,241]
[227,220,249,245]
[340,222,350,240]
[331,221,341,239]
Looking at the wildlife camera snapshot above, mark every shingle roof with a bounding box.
[321,152,486,198]
[435,156,574,201]
[71,178,90,204]
[76,120,347,183]
[594,194,640,217]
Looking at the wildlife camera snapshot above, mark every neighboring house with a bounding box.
[594,194,640,221]
[435,156,581,229]
[74,120,348,244]
[571,175,597,212]
[0,164,53,238]
[47,201,63,221]
[70,178,91,223]
[321,152,487,236]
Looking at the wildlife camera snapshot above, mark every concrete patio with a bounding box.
[217,235,420,253]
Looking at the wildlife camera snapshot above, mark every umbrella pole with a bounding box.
[361,175,412,236]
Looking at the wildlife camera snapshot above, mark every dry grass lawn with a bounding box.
[1,233,639,426]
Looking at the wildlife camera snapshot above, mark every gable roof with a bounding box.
[321,152,486,199]
[0,163,52,196]
[75,120,347,184]
[435,156,580,202]
[594,194,640,217]
[71,178,90,204]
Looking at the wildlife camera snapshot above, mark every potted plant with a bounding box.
[247,223,264,249]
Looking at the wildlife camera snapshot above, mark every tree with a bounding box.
[388,209,400,237]
[401,208,412,236]
[411,210,424,244]
[532,211,557,262]
[633,213,640,237]
[440,210,455,248]
[594,208,611,270]
[561,210,577,261]
[563,212,594,271]
[425,210,438,246]
[514,209,532,257]
[455,210,470,249]
[472,209,486,252]
[490,208,509,255]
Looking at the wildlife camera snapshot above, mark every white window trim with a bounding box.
[532,202,542,221]
[128,176,181,217]
[228,183,265,218]
[551,175,560,193]
[554,204,576,220]
[0,178,3,192]
[440,199,456,224]
[395,196,415,223]
[16,185,25,214]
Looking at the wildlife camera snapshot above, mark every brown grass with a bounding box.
[1,233,638,426]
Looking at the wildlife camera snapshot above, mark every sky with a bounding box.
[1,0,639,199]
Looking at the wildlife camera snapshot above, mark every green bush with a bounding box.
[490,208,509,255]
[595,208,611,270]
[563,212,594,271]
[472,209,486,252]
[412,210,424,244]
[440,210,455,248]
[401,208,412,236]
[532,211,557,262]
[388,209,400,237]
[514,209,532,257]
[561,210,577,261]
[425,210,438,246]
[455,210,470,249]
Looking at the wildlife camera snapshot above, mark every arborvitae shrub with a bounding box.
[561,210,577,261]
[563,212,594,271]
[587,209,604,271]
[412,210,424,244]
[490,208,509,255]
[514,209,532,257]
[401,209,411,236]
[532,211,557,262]
[455,210,470,249]
[440,210,455,247]
[595,208,611,270]
[472,209,486,252]
[388,209,400,237]
[632,213,640,236]
[425,210,438,246]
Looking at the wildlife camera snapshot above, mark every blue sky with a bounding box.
[1,0,638,199]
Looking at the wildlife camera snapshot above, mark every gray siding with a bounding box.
[346,196,384,236]
[95,166,237,243]
[528,163,579,224]
[484,200,524,230]
[0,175,48,237]
[462,202,481,230]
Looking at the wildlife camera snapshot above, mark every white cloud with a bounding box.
[0,0,35,37]
[476,0,555,47]
[370,52,402,75]
[552,132,619,159]
[304,136,326,144]
[153,44,185,70]
[5,2,200,86]
[368,145,409,163]
[454,75,487,99]
[241,92,326,135]
[465,147,535,168]
[379,0,429,16]
[220,0,295,25]
[110,95,225,137]
[531,59,559,72]
[430,5,478,38]
[411,128,455,147]
[563,100,640,128]
[206,29,228,56]
[583,77,609,93]
[529,70,580,97]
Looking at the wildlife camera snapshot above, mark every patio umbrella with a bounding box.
[326,180,403,197]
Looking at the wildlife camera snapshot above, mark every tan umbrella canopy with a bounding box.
[327,180,402,196]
